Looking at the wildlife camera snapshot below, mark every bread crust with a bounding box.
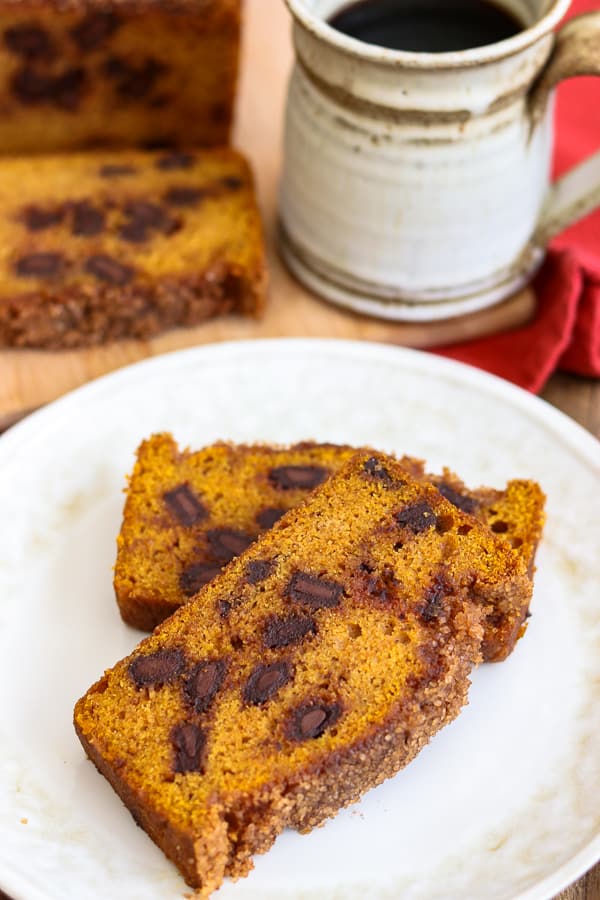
[1,265,265,349]
[75,604,481,895]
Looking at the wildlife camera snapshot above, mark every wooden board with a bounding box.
[0,0,535,429]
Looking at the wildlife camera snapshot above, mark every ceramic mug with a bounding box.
[278,0,600,321]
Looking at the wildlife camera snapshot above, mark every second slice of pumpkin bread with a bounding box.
[76,451,530,897]
[114,433,544,660]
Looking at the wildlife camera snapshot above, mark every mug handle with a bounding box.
[529,11,600,246]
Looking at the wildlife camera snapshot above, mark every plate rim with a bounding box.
[0,337,598,900]
[1,339,599,468]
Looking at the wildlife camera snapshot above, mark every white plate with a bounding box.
[0,339,598,900]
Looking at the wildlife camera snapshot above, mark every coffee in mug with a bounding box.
[328,0,525,53]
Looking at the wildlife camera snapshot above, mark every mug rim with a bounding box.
[284,0,572,68]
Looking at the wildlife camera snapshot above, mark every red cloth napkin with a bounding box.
[433,0,600,393]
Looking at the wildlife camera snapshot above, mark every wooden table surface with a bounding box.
[0,0,598,896]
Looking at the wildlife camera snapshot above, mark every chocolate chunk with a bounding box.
[129,648,185,687]
[269,465,329,491]
[287,572,343,610]
[85,254,134,285]
[395,501,437,534]
[256,507,286,529]
[11,65,86,109]
[243,662,291,706]
[172,722,206,774]
[52,68,86,111]
[99,163,137,178]
[437,482,478,515]
[420,573,452,622]
[71,201,105,236]
[22,205,64,231]
[15,252,65,278]
[71,12,121,52]
[211,101,229,124]
[12,67,86,111]
[105,55,166,101]
[218,599,232,619]
[183,659,226,713]
[287,702,342,741]
[179,561,222,597]
[11,68,53,105]
[163,484,207,526]
[4,24,54,60]
[221,176,243,190]
[298,707,325,734]
[149,93,169,109]
[245,559,272,584]
[363,456,394,486]
[144,137,176,151]
[164,186,204,207]
[263,614,316,649]
[491,520,509,533]
[207,528,253,563]
[125,200,170,229]
[118,221,149,243]
[119,200,178,243]
[156,152,195,171]
[122,59,166,100]
[102,55,127,80]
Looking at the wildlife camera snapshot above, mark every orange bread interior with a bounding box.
[114,434,544,660]
[0,0,240,153]
[0,148,266,348]
[76,451,530,896]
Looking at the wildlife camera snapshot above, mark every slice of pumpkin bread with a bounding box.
[0,147,266,349]
[114,433,544,660]
[428,468,545,661]
[76,451,530,896]
[114,436,359,630]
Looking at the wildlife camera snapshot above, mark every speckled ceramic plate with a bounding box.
[0,339,598,900]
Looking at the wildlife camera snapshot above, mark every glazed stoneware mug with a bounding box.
[278,0,600,320]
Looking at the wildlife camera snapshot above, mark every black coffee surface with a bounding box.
[328,0,524,52]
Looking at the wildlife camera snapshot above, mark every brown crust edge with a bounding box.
[74,695,230,895]
[74,612,481,896]
[477,571,534,663]
[115,587,182,631]
[430,471,545,662]
[0,260,266,349]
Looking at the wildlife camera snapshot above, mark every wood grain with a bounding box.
[554,862,600,900]
[541,374,600,439]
